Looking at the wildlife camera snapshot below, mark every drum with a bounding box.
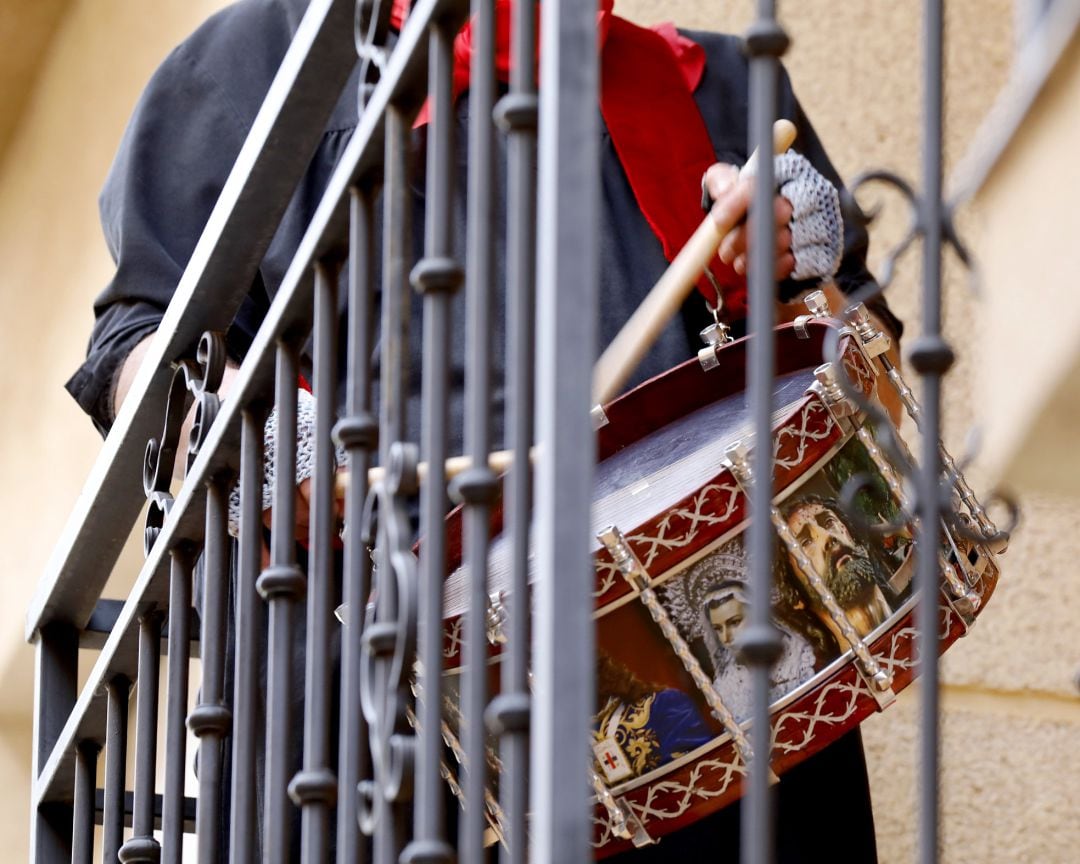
[439,311,1002,856]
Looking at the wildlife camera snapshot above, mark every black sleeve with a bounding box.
[64,45,251,435]
[687,31,903,341]
[775,65,904,340]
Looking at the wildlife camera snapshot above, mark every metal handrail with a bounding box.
[25,0,356,643]
[29,0,469,811]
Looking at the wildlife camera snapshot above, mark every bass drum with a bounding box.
[439,316,1001,857]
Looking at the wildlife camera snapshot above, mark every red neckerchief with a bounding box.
[391,0,745,318]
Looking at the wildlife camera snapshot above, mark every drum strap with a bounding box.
[392,0,747,319]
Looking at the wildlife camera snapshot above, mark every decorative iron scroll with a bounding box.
[357,442,421,833]
[142,330,228,555]
[354,0,393,112]
[825,176,1018,548]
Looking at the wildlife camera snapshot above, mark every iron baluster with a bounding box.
[290,260,343,864]
[189,478,234,864]
[31,623,77,864]
[530,1,599,860]
[102,676,131,864]
[118,612,164,864]
[71,741,100,864]
[491,0,539,860]
[402,9,462,864]
[914,2,949,861]
[743,4,789,863]
[162,548,195,864]
[334,183,379,864]
[458,0,499,862]
[229,406,268,864]
[258,342,308,864]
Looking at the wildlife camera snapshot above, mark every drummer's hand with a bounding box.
[259,474,346,569]
[703,163,795,281]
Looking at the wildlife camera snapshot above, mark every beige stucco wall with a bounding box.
[2,1,1075,862]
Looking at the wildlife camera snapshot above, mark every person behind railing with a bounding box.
[65,0,901,860]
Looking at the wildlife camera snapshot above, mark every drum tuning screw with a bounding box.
[723,440,752,485]
[485,592,509,645]
[698,322,731,371]
[871,668,894,693]
[700,321,731,347]
[846,303,891,359]
[804,289,832,318]
[812,363,858,419]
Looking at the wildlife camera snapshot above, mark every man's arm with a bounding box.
[702,164,904,426]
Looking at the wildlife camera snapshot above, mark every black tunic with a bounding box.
[66,1,882,860]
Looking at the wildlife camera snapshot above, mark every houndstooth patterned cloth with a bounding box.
[745,151,845,282]
[227,387,338,537]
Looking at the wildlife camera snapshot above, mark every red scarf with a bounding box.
[391,1,745,318]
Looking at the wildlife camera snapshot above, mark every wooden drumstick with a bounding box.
[337,119,797,497]
[591,118,797,406]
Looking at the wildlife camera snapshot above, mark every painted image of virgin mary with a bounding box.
[661,537,824,723]
[698,579,816,720]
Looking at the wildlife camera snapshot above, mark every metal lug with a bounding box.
[812,363,859,418]
[804,289,832,318]
[846,303,891,358]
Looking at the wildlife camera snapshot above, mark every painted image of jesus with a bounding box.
[779,494,893,648]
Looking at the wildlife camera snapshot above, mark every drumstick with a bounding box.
[336,119,797,497]
[591,118,797,406]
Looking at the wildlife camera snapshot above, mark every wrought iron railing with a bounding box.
[27,0,1038,862]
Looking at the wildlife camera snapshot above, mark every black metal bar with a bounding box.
[118,614,163,864]
[94,791,198,833]
[190,479,234,864]
[28,0,358,642]
[259,342,307,864]
[494,0,539,858]
[742,4,787,864]
[380,105,412,463]
[530,0,599,860]
[335,184,378,864]
[402,14,459,864]
[161,550,194,864]
[371,101,413,864]
[459,0,497,861]
[72,742,100,864]
[915,2,949,862]
[103,676,131,864]
[31,0,472,823]
[229,407,268,864]
[81,600,200,657]
[292,259,342,864]
[33,804,73,864]
[32,623,77,864]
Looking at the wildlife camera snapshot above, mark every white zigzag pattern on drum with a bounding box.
[773,399,835,469]
[842,350,876,395]
[592,482,741,597]
[593,401,835,598]
[443,617,464,659]
[592,752,745,847]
